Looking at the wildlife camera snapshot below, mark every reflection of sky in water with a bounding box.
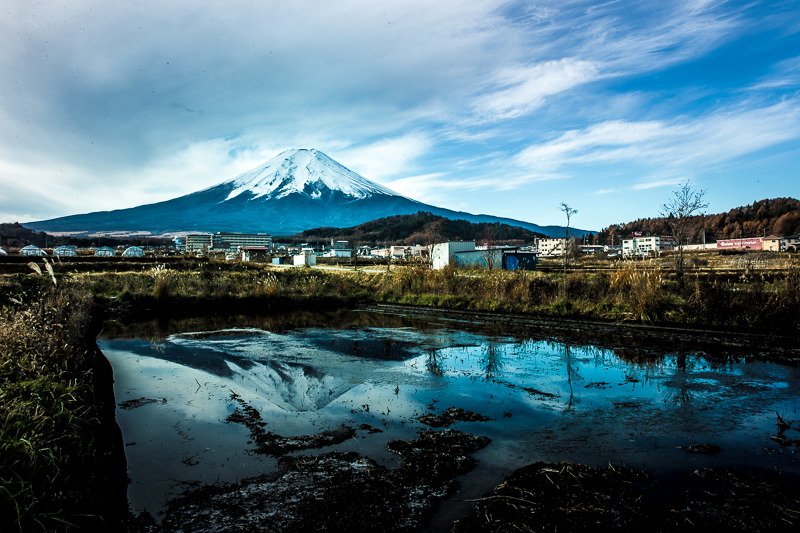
[100,323,800,520]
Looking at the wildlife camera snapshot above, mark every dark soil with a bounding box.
[452,461,648,532]
[225,391,372,456]
[118,397,168,410]
[453,462,800,533]
[417,407,493,427]
[680,443,721,455]
[153,429,490,533]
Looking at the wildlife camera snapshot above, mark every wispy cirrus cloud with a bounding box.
[747,56,800,91]
[515,98,800,175]
[472,59,601,121]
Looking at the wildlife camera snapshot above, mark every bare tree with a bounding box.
[560,203,577,281]
[659,182,708,286]
[480,223,502,270]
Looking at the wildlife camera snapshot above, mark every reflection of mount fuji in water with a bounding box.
[225,359,351,412]
[102,337,354,412]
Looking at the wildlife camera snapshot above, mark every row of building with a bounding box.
[7,244,146,257]
[620,234,800,255]
[179,232,436,260]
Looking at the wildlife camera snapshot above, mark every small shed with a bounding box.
[293,254,317,266]
[453,250,488,269]
[241,246,272,263]
[53,246,77,257]
[122,246,144,257]
[95,246,116,257]
[503,252,538,271]
[20,245,46,256]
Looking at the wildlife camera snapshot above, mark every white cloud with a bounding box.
[632,178,685,190]
[515,99,800,173]
[747,56,800,91]
[335,134,433,181]
[473,59,601,120]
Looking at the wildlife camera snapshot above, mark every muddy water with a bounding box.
[98,310,800,525]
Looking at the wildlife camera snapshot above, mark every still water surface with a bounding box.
[98,310,800,522]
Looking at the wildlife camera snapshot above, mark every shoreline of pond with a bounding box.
[99,306,800,532]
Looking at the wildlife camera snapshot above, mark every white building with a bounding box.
[324,239,353,257]
[324,249,352,257]
[578,245,606,254]
[431,241,475,269]
[390,245,428,257]
[211,232,272,252]
[622,236,674,256]
[186,234,212,253]
[293,253,317,266]
[538,238,572,256]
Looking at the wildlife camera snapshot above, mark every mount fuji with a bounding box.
[25,149,574,237]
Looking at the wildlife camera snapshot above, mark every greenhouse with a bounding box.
[20,245,46,256]
[95,246,116,257]
[0,248,7,256]
[53,246,77,257]
[122,246,144,257]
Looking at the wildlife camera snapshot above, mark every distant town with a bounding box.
[3,229,798,273]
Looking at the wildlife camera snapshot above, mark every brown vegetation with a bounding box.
[595,197,800,245]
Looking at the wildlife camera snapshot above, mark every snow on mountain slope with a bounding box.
[223,148,402,202]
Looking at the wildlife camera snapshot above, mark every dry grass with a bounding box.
[0,286,96,532]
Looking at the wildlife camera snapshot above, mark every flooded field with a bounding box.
[98,310,800,529]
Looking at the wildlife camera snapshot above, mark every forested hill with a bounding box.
[284,211,547,246]
[593,197,800,245]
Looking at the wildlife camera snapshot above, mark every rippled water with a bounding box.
[98,310,800,523]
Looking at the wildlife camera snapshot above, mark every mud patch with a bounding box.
[117,397,167,410]
[679,443,720,455]
[453,461,648,532]
[454,463,800,533]
[159,429,490,533]
[666,468,800,532]
[226,392,361,456]
[417,407,493,427]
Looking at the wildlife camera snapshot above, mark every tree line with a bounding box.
[284,211,546,246]
[593,197,800,245]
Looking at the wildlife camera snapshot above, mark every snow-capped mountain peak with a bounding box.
[223,148,401,202]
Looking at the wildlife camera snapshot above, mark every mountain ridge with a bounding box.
[23,149,587,238]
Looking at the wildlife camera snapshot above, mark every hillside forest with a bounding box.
[593,197,800,245]
[286,212,546,246]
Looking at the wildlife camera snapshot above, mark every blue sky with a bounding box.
[1,0,798,231]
